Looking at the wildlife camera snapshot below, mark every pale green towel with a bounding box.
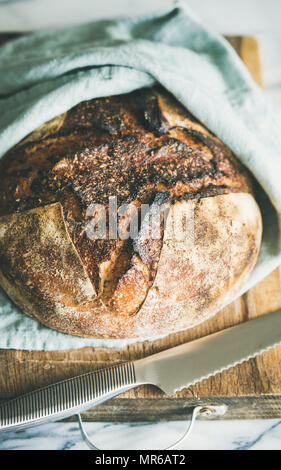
[0,3,280,349]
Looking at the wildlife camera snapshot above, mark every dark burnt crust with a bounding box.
[0,86,253,316]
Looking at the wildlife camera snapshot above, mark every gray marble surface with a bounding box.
[0,0,281,450]
[0,419,281,450]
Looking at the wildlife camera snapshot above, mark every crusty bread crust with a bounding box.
[0,87,262,338]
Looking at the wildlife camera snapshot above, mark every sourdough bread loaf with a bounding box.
[0,86,262,338]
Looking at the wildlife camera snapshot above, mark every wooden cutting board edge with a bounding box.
[1,35,281,421]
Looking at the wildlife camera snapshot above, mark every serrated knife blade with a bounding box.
[1,309,281,432]
[134,308,281,395]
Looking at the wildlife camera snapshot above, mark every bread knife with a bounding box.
[1,309,281,432]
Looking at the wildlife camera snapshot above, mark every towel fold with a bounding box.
[0,3,280,350]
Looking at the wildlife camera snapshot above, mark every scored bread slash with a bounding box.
[0,86,262,338]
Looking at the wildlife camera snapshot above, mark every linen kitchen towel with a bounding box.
[0,2,280,349]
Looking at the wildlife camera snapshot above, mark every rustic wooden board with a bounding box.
[0,36,281,420]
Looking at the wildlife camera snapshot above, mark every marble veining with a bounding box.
[0,0,281,451]
[0,419,281,450]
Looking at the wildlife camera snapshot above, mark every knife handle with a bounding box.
[0,362,137,432]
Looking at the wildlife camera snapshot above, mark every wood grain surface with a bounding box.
[0,35,280,420]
